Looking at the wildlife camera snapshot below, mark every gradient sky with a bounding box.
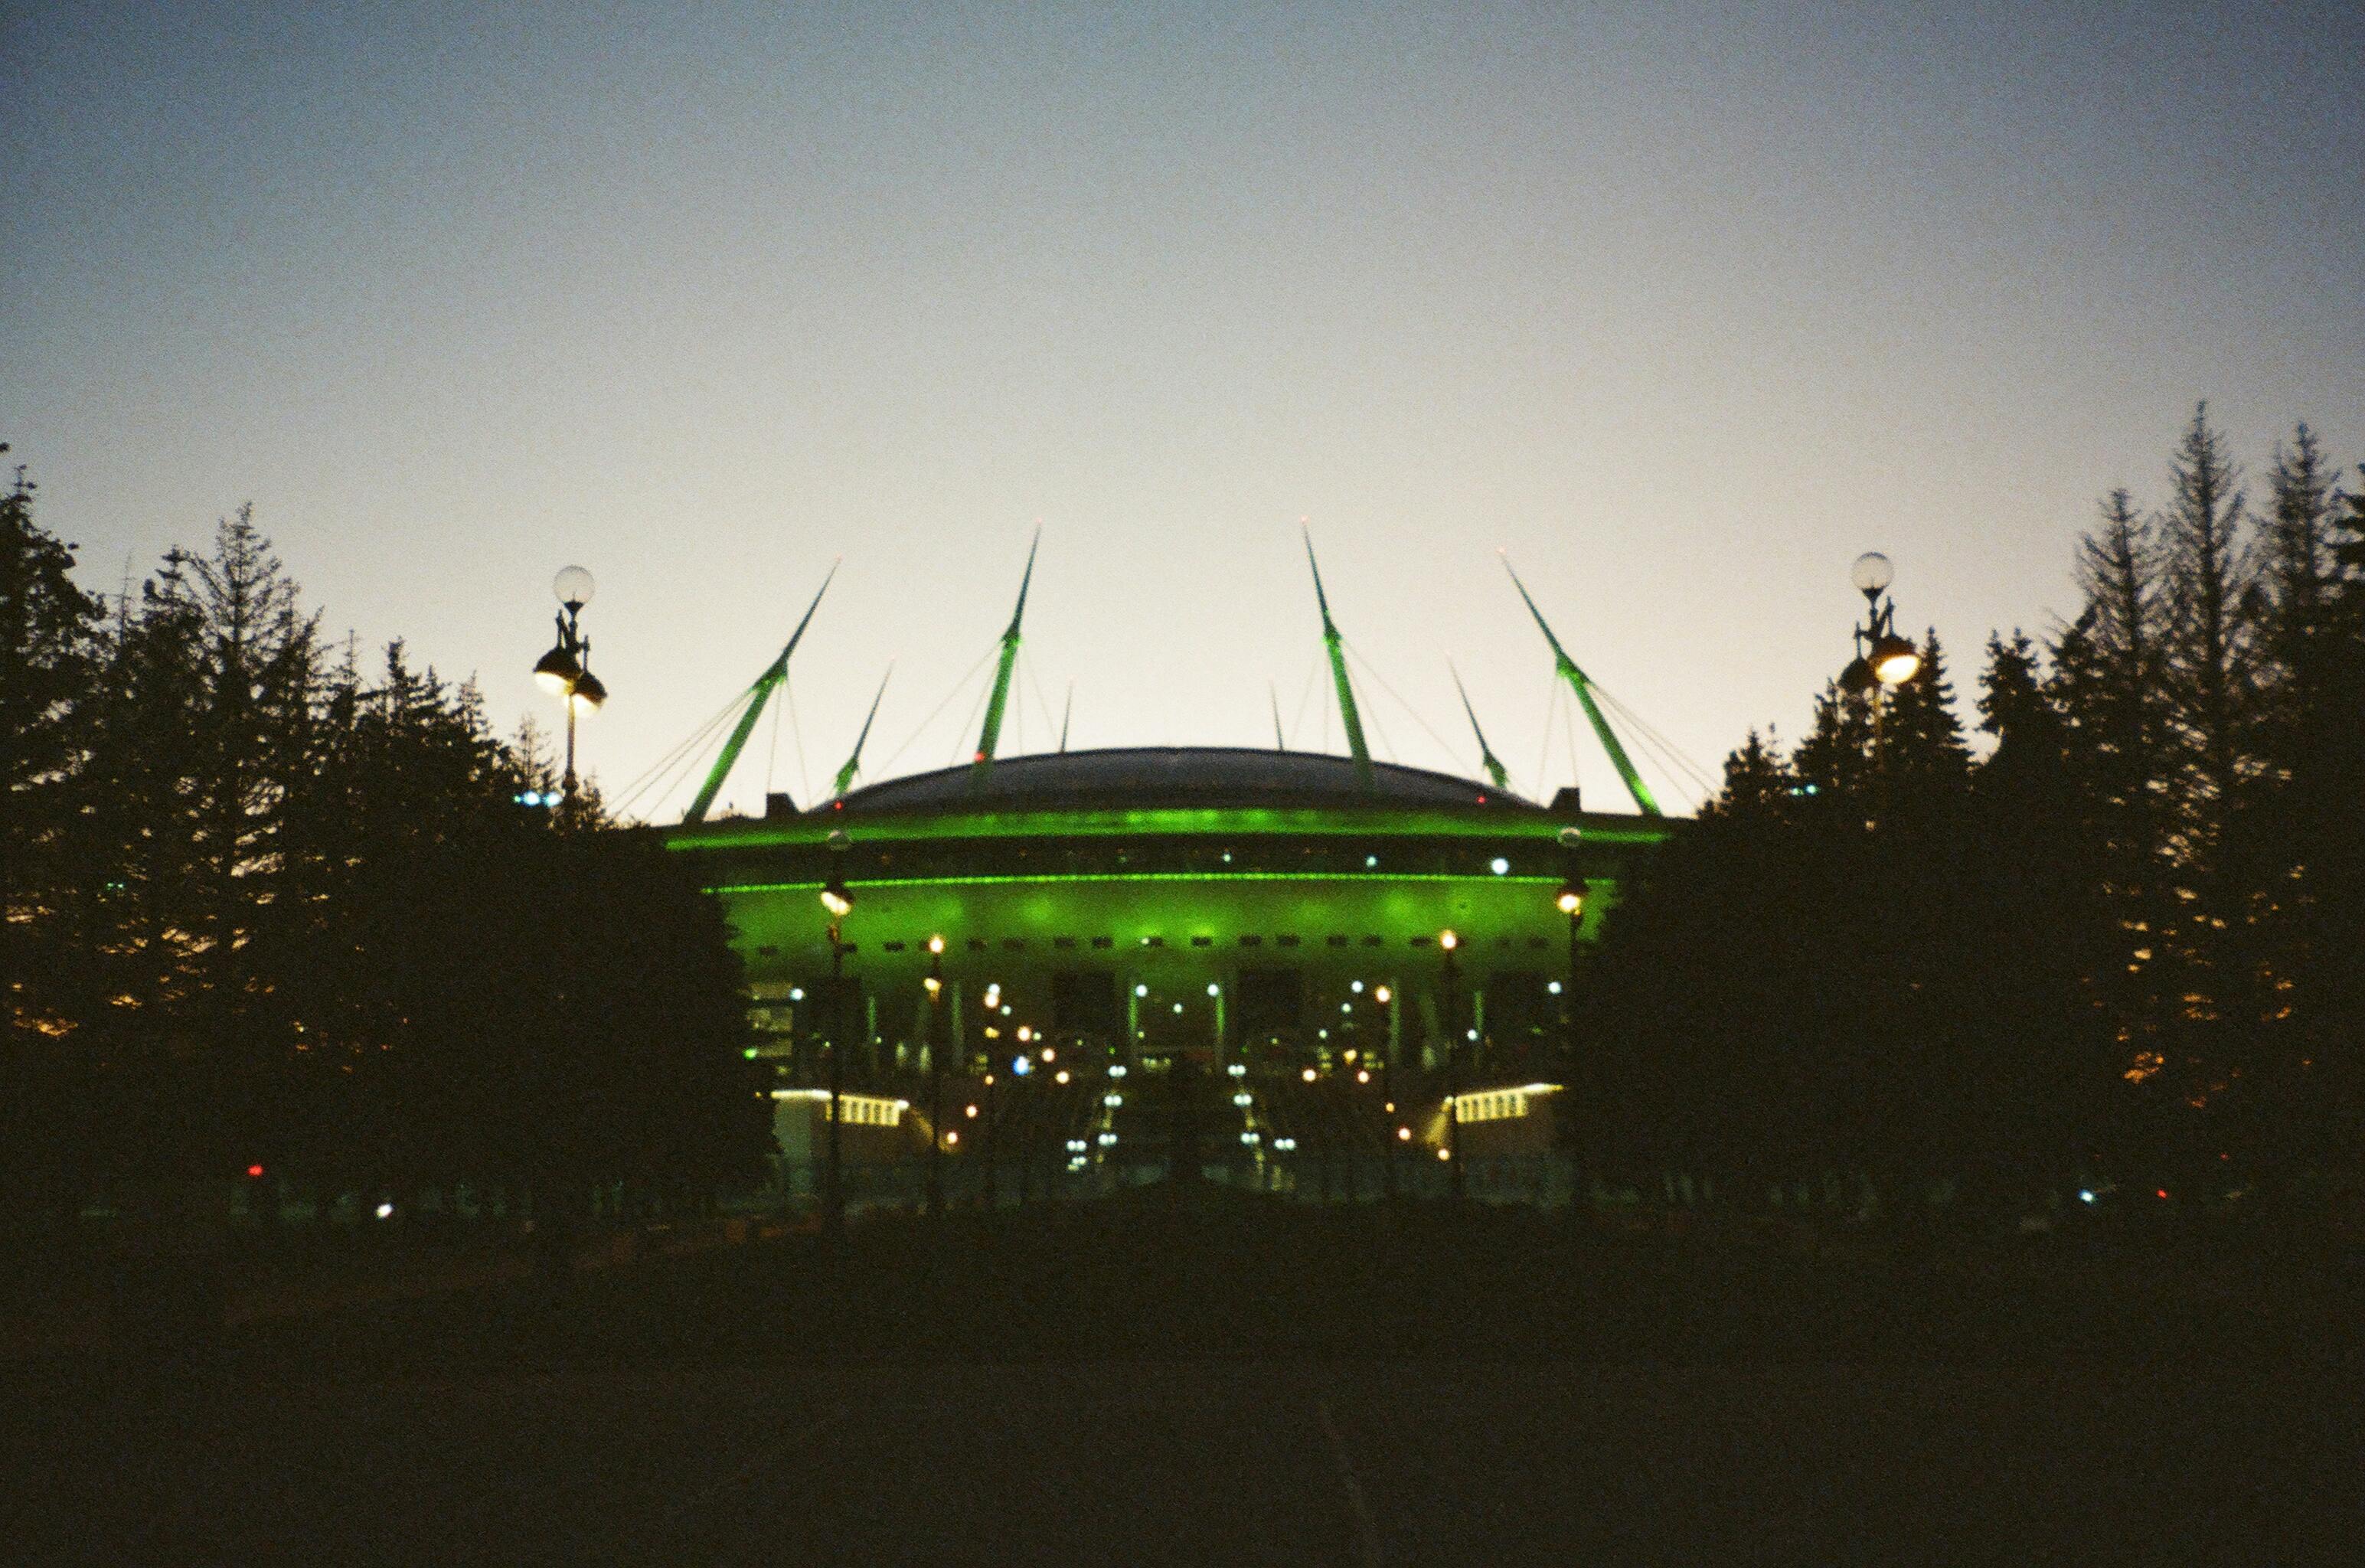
[6,2,2360,819]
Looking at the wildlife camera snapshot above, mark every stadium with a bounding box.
[658,541,1684,1195]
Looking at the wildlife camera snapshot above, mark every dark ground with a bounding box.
[6,1190,2360,1565]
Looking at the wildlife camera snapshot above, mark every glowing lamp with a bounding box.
[818,879,852,918]
[568,668,608,714]
[1556,885,1583,916]
[1439,929,1459,952]
[1870,633,1921,685]
[532,645,581,694]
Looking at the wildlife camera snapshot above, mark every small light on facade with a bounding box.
[1490,857,1510,875]
[1374,986,1390,1005]
[1134,983,1148,998]
[965,1104,978,1118]
[1054,1070,1070,1084]
[928,934,945,954]
[1397,1127,1411,1141]
[375,1201,395,1219]
[1357,1070,1370,1083]
[1439,929,1458,951]
[1302,1067,1317,1083]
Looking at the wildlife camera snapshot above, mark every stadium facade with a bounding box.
[660,538,1679,1177]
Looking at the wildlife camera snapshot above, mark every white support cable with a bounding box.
[1024,656,1062,750]
[1532,670,1560,802]
[1290,654,1321,750]
[784,669,813,805]
[763,676,782,798]
[1592,683,1720,795]
[1562,683,1582,796]
[1343,640,1461,773]
[609,686,759,815]
[949,672,995,767]
[872,646,998,779]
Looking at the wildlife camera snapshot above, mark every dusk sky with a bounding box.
[5,2,2359,819]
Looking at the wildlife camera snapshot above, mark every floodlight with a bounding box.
[1870,632,1922,685]
[533,644,580,694]
[568,668,607,713]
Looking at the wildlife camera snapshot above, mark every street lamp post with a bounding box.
[924,936,947,1217]
[1441,930,1465,1202]
[532,566,608,802]
[1840,552,1921,818]
[819,866,853,1236]
[1556,884,1584,1070]
[1375,985,1397,1200]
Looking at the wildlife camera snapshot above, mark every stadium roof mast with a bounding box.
[1450,662,1510,791]
[1501,554,1662,817]
[1303,528,1374,790]
[830,665,891,799]
[681,561,838,824]
[969,529,1039,789]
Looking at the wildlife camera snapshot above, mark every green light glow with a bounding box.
[709,870,1567,894]
[668,804,1673,850]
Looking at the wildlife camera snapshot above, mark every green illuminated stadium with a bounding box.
[659,537,1682,1180]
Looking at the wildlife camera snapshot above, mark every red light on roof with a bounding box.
[831,799,843,809]
[974,751,986,762]
[2155,1187,2169,1199]
[1475,793,1487,803]
[246,1163,265,1178]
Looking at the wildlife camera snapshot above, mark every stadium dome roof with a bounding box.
[824,746,1549,816]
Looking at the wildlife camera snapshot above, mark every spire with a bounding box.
[1057,681,1073,753]
[970,529,1038,787]
[1450,662,1508,791]
[1269,681,1286,750]
[1303,527,1374,789]
[683,560,838,824]
[831,664,892,799]
[1501,553,1661,816]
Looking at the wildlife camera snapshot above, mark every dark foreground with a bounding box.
[8,1192,2361,1565]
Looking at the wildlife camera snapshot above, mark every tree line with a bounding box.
[2,453,769,1233]
[1578,407,2364,1217]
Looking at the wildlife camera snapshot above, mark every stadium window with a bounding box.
[1326,936,1350,948]
[1053,936,1076,950]
[967,939,988,953]
[1090,936,1113,949]
[1278,935,1301,948]
[883,941,906,953]
[1191,936,1214,948]
[1362,936,1384,947]
[1002,938,1026,950]
[1410,936,1432,947]
[1239,935,1263,947]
